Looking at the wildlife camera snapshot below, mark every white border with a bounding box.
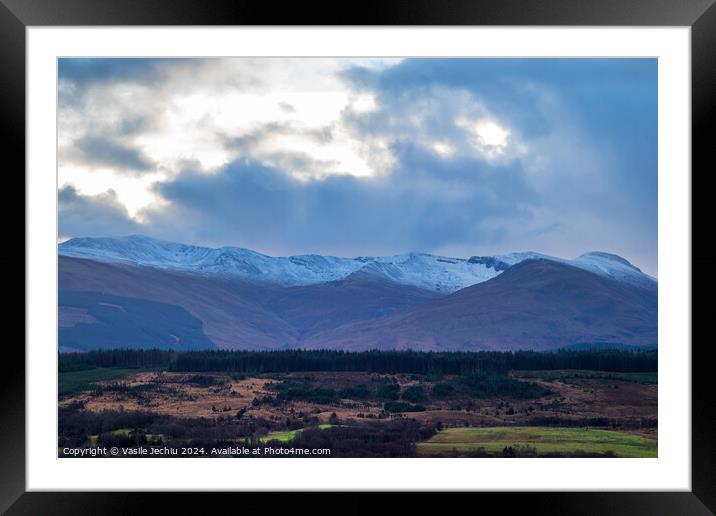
[27,27,691,491]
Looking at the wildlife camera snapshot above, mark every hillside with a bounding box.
[301,259,657,351]
[58,238,658,352]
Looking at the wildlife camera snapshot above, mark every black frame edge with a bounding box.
[7,0,716,513]
[691,0,716,512]
[0,0,715,26]
[2,492,715,516]
[1,0,26,514]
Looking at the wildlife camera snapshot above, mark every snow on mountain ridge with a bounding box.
[471,250,656,290]
[59,235,655,293]
[571,252,656,289]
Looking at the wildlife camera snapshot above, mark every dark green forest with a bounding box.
[59,347,657,374]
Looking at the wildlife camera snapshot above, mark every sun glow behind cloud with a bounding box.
[456,117,511,159]
[59,166,165,219]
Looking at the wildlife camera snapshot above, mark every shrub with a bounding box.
[186,375,216,387]
[401,386,427,403]
[462,373,550,399]
[383,401,426,413]
[431,383,455,398]
[338,384,370,399]
[376,381,400,400]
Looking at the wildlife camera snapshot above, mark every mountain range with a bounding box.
[58,235,657,352]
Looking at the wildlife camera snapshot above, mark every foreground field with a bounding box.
[59,368,657,457]
[59,369,657,427]
[417,426,657,457]
[260,424,333,443]
[58,350,657,458]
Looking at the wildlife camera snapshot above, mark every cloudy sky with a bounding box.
[58,58,657,275]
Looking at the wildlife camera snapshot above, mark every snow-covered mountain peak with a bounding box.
[571,252,656,289]
[576,252,641,271]
[59,235,656,293]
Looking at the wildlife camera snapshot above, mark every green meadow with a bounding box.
[59,367,146,396]
[259,424,333,443]
[417,426,657,458]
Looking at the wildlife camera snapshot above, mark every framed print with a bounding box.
[5,0,715,512]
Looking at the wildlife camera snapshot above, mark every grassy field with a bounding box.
[59,367,147,396]
[110,427,133,436]
[417,426,657,457]
[259,424,333,443]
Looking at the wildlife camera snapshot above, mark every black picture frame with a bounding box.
[4,0,714,512]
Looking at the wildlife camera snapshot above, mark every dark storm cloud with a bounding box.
[73,135,155,174]
[58,58,185,86]
[59,185,141,237]
[343,58,656,136]
[57,58,658,274]
[58,59,173,175]
[58,58,173,107]
[352,58,657,207]
[146,144,538,256]
[117,116,151,136]
[58,58,263,103]
[340,58,658,272]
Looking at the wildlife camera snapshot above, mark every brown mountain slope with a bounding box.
[267,268,442,338]
[59,257,444,350]
[59,256,298,350]
[301,259,658,351]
